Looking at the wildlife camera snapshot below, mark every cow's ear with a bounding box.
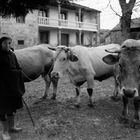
[67,51,78,62]
[69,54,78,62]
[102,54,119,65]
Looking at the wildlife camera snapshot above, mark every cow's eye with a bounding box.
[62,58,66,61]
[138,66,140,73]
[119,64,122,72]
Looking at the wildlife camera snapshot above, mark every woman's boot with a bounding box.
[1,120,11,140]
[7,115,22,133]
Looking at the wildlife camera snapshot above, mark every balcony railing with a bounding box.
[38,16,98,31]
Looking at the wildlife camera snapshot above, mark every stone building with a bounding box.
[0,1,100,49]
[104,18,140,45]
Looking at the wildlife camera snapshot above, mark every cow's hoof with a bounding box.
[130,122,136,129]
[51,95,56,100]
[74,104,80,108]
[88,103,94,108]
[119,116,129,124]
[110,96,121,102]
[130,120,140,129]
[130,120,137,129]
[40,96,47,100]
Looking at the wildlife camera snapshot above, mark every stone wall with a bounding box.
[0,11,39,49]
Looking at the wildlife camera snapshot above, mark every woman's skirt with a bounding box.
[0,95,23,115]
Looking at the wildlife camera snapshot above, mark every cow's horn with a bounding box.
[65,47,70,52]
[105,48,121,53]
[48,47,56,51]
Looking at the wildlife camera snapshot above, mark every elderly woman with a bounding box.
[0,34,25,140]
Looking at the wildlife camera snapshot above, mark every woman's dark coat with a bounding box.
[0,50,25,114]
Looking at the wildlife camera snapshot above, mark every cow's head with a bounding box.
[103,39,140,98]
[49,46,78,79]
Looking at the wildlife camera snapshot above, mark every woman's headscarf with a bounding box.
[0,34,12,50]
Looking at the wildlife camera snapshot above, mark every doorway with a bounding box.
[39,31,49,44]
[61,33,69,46]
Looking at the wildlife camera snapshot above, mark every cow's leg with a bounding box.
[51,76,59,100]
[74,87,81,108]
[111,75,121,101]
[131,98,140,128]
[87,78,94,108]
[42,74,51,99]
[87,88,94,107]
[119,95,129,123]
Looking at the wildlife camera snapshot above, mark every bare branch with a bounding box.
[129,0,136,6]
[128,0,136,11]
[135,0,140,5]
[105,0,112,9]
[110,4,121,17]
[100,0,112,11]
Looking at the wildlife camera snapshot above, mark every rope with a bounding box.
[22,98,44,140]
[21,71,44,140]
[21,70,33,81]
[22,98,36,127]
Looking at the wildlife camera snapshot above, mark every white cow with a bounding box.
[103,39,140,128]
[50,44,121,107]
[14,44,58,99]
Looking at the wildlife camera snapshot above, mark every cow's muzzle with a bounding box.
[121,87,138,98]
[51,72,60,79]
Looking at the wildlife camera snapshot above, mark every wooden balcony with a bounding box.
[38,16,98,31]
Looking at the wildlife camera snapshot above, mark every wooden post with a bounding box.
[78,8,82,45]
[78,8,81,23]
[79,30,82,45]
[96,13,100,45]
[57,0,61,45]
[58,29,61,46]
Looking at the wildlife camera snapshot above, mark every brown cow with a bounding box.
[103,39,140,128]
[14,44,58,99]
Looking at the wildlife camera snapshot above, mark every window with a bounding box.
[60,10,68,20]
[75,13,83,22]
[38,9,49,17]
[16,16,25,23]
[18,40,24,45]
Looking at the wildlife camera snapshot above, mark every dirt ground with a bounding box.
[1,76,140,140]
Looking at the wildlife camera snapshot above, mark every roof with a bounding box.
[48,0,100,13]
[71,3,101,13]
[112,17,140,31]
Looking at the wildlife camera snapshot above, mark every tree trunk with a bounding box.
[120,11,132,41]
[119,0,136,42]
